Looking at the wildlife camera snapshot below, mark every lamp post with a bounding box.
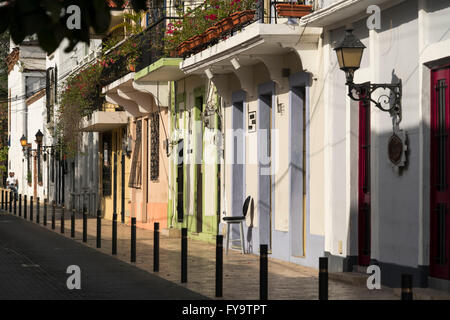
[19,130,55,195]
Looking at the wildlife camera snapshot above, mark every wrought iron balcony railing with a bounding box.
[100,13,174,87]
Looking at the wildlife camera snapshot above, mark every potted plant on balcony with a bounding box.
[275,1,313,18]
[230,0,256,27]
[217,16,234,34]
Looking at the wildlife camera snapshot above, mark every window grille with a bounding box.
[150,113,160,181]
[129,120,142,188]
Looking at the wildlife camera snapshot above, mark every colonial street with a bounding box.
[0,207,401,300]
[0,212,205,300]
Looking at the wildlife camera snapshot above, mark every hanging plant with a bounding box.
[56,61,104,157]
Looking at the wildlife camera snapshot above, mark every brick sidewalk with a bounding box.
[1,203,400,299]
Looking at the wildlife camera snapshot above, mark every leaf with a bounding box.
[37,28,59,53]
[130,0,148,11]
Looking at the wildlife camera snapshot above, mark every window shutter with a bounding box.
[46,68,51,122]
[54,65,58,104]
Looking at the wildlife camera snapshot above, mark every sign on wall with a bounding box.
[248,111,256,133]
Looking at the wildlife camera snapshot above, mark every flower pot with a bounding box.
[240,10,255,24]
[275,4,313,18]
[184,39,196,53]
[176,41,189,56]
[217,17,233,34]
[128,64,136,72]
[205,26,221,43]
[192,34,205,49]
[231,10,255,27]
[230,11,242,27]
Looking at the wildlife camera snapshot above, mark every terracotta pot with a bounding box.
[230,11,242,27]
[176,41,189,56]
[217,17,233,34]
[205,25,221,43]
[240,10,255,24]
[231,10,255,26]
[128,64,136,71]
[184,39,195,52]
[192,34,204,48]
[275,4,313,18]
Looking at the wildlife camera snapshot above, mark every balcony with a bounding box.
[80,109,128,132]
[100,15,168,87]
[180,4,321,79]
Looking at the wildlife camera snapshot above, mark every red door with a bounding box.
[358,96,371,266]
[430,66,450,280]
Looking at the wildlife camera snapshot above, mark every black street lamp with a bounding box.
[334,28,402,123]
[35,129,44,147]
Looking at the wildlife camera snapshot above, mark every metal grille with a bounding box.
[129,120,142,188]
[436,79,448,191]
[150,113,160,181]
[436,203,447,265]
[102,134,112,196]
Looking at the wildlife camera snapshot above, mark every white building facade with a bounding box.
[302,0,450,289]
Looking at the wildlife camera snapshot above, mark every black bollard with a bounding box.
[23,195,27,220]
[18,194,22,217]
[181,228,187,283]
[401,274,413,300]
[13,193,17,215]
[1,189,3,210]
[71,209,75,238]
[51,201,55,230]
[319,257,328,300]
[96,210,101,248]
[82,210,87,243]
[131,217,136,262]
[216,235,223,297]
[60,206,65,234]
[112,213,117,255]
[36,197,40,224]
[29,196,33,221]
[43,199,47,226]
[154,222,159,272]
[8,191,11,213]
[260,244,268,300]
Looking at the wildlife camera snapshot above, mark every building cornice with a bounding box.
[300,0,406,28]
[6,47,19,74]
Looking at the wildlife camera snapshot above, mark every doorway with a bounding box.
[258,86,273,250]
[195,95,204,234]
[430,66,450,280]
[358,95,371,266]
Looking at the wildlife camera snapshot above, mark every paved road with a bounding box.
[0,213,206,300]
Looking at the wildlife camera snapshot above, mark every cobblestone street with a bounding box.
[1,203,402,300]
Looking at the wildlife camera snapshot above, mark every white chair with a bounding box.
[223,196,251,254]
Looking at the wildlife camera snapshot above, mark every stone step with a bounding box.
[329,271,368,287]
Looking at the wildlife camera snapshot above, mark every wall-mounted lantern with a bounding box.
[334,28,406,168]
[334,28,402,125]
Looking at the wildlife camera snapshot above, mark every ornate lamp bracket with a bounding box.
[347,78,406,169]
[347,79,402,131]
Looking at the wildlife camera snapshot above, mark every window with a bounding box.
[26,76,45,98]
